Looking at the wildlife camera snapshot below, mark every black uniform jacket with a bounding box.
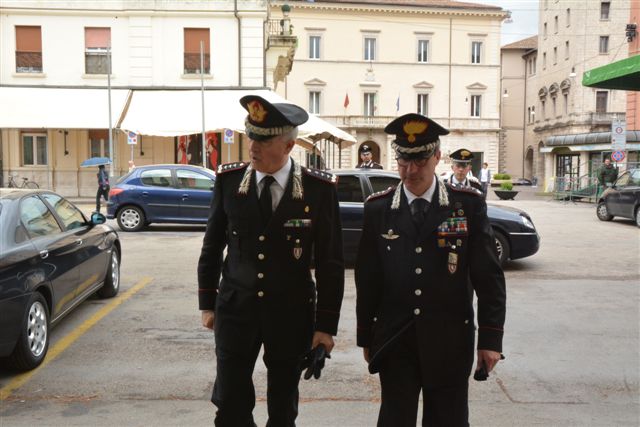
[198,160,345,355]
[356,161,383,169]
[444,174,482,191]
[355,181,506,386]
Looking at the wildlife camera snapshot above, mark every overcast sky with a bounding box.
[479,0,540,46]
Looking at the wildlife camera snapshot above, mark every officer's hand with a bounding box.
[363,348,370,363]
[476,349,501,373]
[201,310,215,330]
[312,331,334,354]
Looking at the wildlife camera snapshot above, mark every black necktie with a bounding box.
[410,198,429,226]
[259,175,276,225]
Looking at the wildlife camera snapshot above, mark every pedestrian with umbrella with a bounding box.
[81,157,112,213]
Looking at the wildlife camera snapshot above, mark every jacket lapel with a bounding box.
[245,170,262,228]
[419,182,452,241]
[264,167,296,234]
[387,188,416,239]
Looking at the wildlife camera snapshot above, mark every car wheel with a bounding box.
[494,232,510,266]
[97,248,120,298]
[636,207,640,228]
[117,206,146,232]
[596,201,613,221]
[9,292,49,371]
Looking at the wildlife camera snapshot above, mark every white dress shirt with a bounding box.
[255,158,292,212]
[403,174,437,205]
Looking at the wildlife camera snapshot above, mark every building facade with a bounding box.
[0,0,273,195]
[500,36,537,179]
[271,0,507,175]
[525,0,633,191]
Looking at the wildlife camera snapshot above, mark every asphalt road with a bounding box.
[0,194,638,426]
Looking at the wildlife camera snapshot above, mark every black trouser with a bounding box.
[96,185,109,212]
[377,325,470,427]
[212,323,303,427]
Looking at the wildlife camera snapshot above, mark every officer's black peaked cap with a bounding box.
[450,148,474,163]
[240,95,309,141]
[384,113,449,159]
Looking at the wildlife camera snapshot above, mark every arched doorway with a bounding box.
[524,146,534,180]
[356,141,381,167]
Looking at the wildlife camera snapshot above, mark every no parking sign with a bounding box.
[611,150,625,162]
[224,129,234,144]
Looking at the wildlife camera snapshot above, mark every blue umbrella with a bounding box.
[80,157,112,168]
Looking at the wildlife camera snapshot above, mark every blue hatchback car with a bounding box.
[106,164,216,231]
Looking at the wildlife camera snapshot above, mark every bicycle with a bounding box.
[7,173,39,189]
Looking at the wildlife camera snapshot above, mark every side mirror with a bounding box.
[91,212,107,225]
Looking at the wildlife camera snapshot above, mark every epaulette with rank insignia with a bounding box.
[365,186,396,202]
[217,162,248,174]
[447,182,482,196]
[303,167,338,185]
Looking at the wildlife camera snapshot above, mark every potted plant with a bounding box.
[494,181,519,200]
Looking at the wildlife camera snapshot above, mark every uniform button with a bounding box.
[415,268,422,275]
[373,317,377,322]
[257,291,264,297]
[258,253,265,260]
[232,230,238,236]
[415,289,422,296]
[257,273,264,279]
[259,235,265,241]
[464,319,469,324]
[414,308,421,315]
[415,247,422,253]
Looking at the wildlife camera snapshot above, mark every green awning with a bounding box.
[582,54,640,91]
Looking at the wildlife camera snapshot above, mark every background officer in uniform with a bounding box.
[356,144,383,169]
[198,95,345,426]
[355,113,506,427]
[446,148,482,191]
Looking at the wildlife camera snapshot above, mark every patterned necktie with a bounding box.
[410,198,429,226]
[259,175,276,225]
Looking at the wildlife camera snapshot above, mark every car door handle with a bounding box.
[75,239,83,246]
[142,191,149,196]
[182,194,189,200]
[39,250,49,259]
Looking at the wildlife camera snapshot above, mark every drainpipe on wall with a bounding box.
[0,130,3,188]
[522,55,528,179]
[235,0,242,87]
[448,18,452,128]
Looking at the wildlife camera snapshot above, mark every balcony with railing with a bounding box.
[266,18,297,48]
[320,115,499,131]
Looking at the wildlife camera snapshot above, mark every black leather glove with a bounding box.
[300,345,330,380]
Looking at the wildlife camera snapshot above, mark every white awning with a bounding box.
[0,87,130,129]
[117,89,356,147]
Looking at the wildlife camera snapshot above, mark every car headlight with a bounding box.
[520,215,535,230]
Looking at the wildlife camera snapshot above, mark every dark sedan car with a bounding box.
[334,169,540,265]
[106,164,216,231]
[0,189,120,370]
[596,168,640,227]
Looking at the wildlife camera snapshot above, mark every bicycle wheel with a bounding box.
[25,181,39,189]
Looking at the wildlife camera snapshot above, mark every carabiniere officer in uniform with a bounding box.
[198,95,345,427]
[446,148,482,191]
[355,113,506,427]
